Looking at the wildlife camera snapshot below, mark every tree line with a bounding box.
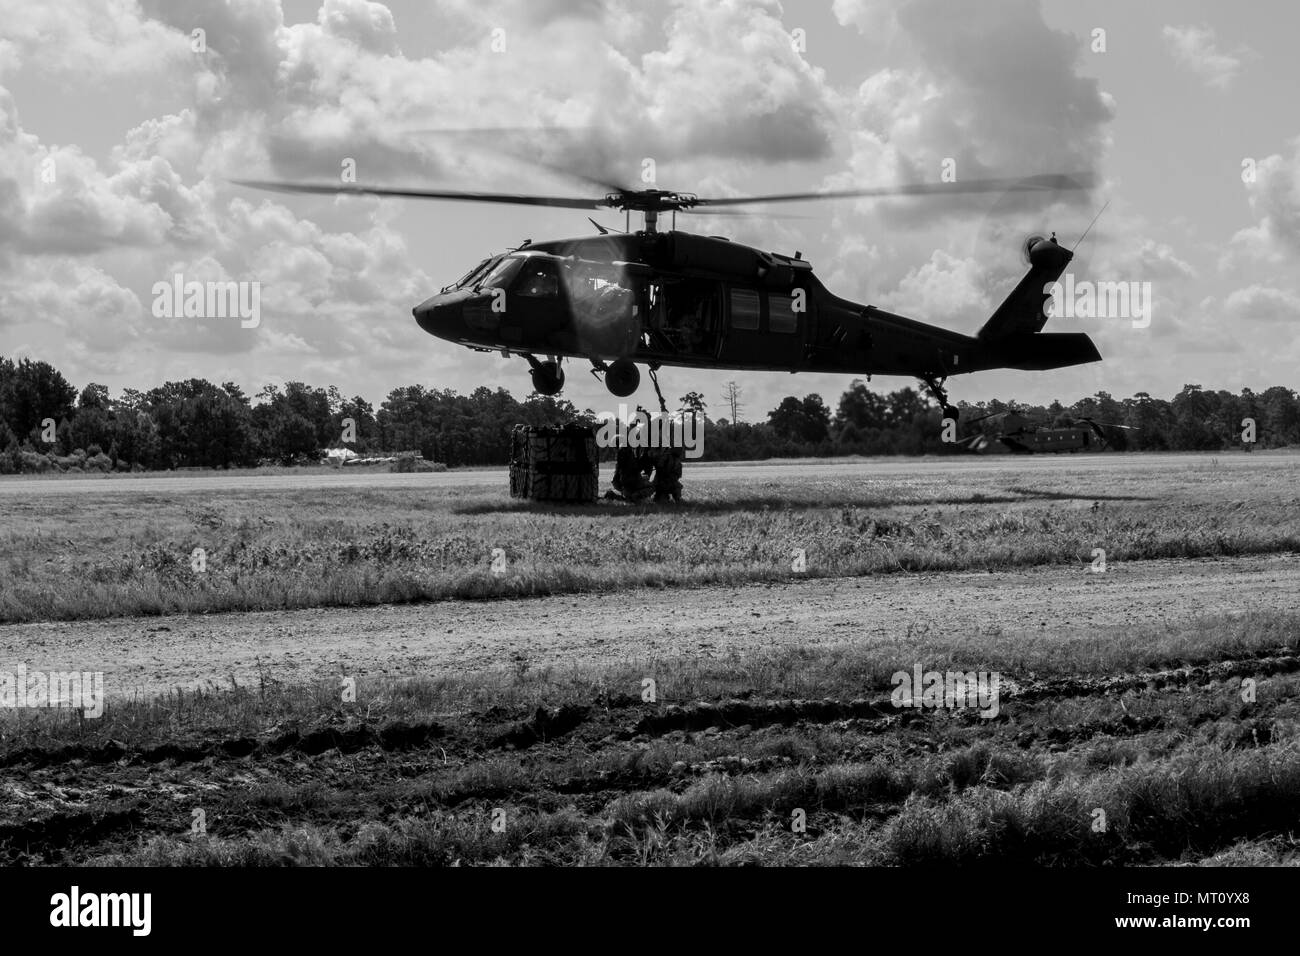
[0,356,1296,473]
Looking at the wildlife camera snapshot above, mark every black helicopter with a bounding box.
[237,169,1101,419]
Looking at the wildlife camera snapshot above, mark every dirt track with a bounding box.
[3,553,1294,702]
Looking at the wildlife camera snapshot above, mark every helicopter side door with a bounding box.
[715,284,809,369]
[644,278,723,360]
[504,257,569,347]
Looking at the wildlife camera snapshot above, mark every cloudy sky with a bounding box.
[1,0,1297,417]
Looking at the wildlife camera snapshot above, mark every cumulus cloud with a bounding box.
[635,0,835,163]
[1162,24,1248,90]
[831,0,899,39]
[841,0,1113,185]
[0,86,214,255]
[877,250,989,327]
[0,59,431,379]
[0,0,191,79]
[131,0,836,189]
[317,0,399,55]
[823,0,1113,315]
[1224,285,1300,323]
[1134,238,1197,280]
[1222,137,1300,270]
[0,258,147,374]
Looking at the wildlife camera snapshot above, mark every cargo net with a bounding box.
[509,424,599,503]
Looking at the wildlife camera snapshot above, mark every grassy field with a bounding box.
[2,608,1298,865]
[3,454,1298,866]
[3,453,1299,624]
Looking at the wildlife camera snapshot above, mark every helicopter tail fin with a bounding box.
[977,235,1072,341]
[974,234,1100,370]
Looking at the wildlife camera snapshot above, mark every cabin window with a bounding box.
[767,293,799,333]
[729,288,760,330]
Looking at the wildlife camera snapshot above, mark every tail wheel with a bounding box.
[605,359,640,397]
[531,361,565,396]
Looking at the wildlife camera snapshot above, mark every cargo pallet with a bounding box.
[509,424,600,503]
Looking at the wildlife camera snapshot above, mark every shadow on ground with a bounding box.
[453,487,1155,517]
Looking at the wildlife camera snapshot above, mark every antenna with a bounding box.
[1073,199,1109,252]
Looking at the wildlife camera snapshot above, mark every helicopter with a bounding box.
[236,169,1102,420]
[958,409,1138,454]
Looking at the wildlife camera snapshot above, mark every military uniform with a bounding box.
[612,445,654,501]
[652,447,684,503]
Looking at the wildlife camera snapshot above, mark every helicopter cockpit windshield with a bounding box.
[443,257,495,293]
[475,256,524,291]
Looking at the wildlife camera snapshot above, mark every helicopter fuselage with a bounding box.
[412,230,1099,399]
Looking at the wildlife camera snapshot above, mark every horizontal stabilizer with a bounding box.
[992,332,1101,371]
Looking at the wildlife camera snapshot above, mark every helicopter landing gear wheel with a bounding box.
[530,360,564,396]
[605,359,640,397]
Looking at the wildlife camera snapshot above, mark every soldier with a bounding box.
[652,445,684,503]
[611,442,654,501]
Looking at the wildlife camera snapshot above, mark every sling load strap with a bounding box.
[648,366,669,414]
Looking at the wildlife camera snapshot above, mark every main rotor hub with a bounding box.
[604,189,699,212]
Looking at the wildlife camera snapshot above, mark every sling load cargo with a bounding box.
[509,424,599,502]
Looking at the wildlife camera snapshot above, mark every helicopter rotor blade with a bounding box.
[231,180,609,210]
[1074,418,1140,430]
[233,169,1097,216]
[963,410,1011,425]
[678,208,812,219]
[693,172,1097,208]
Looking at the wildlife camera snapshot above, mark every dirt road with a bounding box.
[2,553,1293,701]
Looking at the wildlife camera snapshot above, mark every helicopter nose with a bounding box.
[413,295,463,339]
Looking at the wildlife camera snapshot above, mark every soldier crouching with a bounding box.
[652,446,684,503]
[611,444,655,501]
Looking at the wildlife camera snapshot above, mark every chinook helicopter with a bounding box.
[236,170,1101,420]
[959,409,1138,454]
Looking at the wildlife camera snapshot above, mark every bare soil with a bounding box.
[2,553,1295,702]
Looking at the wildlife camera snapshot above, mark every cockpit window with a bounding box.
[478,256,524,290]
[448,258,493,291]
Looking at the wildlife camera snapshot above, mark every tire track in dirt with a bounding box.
[2,553,1297,703]
[5,649,1293,772]
[4,655,1295,864]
